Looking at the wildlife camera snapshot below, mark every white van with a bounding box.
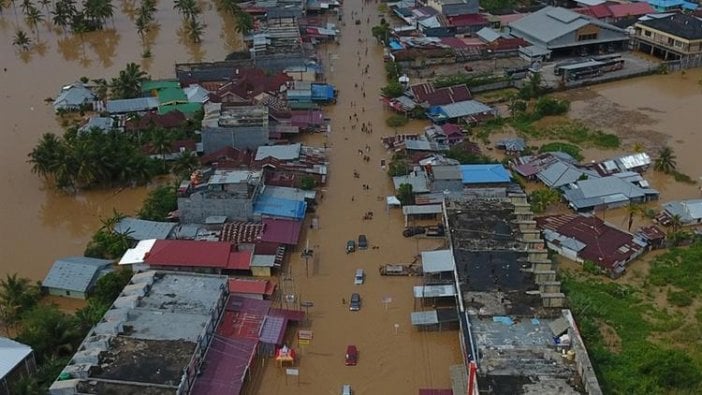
[354,269,364,285]
[341,384,352,395]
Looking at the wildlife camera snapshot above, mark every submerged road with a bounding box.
[255,1,461,394]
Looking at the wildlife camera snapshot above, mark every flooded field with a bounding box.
[0,4,240,280]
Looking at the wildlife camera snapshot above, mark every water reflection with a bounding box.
[39,189,101,238]
[86,28,120,68]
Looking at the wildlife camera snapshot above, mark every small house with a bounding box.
[42,257,113,299]
[53,83,96,113]
[0,338,36,395]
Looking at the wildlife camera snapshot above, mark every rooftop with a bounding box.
[459,164,511,185]
[637,13,702,40]
[42,256,112,293]
[255,143,302,161]
[0,337,32,379]
[51,271,227,394]
[114,217,176,241]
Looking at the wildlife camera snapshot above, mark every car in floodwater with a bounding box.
[349,293,361,311]
[346,240,356,253]
[345,345,358,366]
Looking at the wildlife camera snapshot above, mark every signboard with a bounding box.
[301,301,314,308]
[298,330,313,345]
[286,368,299,376]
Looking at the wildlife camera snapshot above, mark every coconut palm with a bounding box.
[173,0,199,20]
[0,274,40,331]
[185,16,205,43]
[110,62,148,99]
[218,0,240,15]
[669,214,683,233]
[12,29,32,50]
[51,0,76,32]
[654,146,677,174]
[28,132,64,178]
[149,127,173,172]
[24,5,44,34]
[234,10,253,35]
[171,149,199,178]
[625,203,641,231]
[83,0,113,28]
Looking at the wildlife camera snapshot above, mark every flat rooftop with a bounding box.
[50,271,227,394]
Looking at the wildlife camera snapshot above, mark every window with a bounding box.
[644,30,651,37]
[578,33,598,41]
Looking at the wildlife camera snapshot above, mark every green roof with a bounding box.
[142,80,181,93]
[159,102,202,116]
[158,87,187,105]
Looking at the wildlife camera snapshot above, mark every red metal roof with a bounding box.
[411,83,472,106]
[447,14,488,27]
[608,2,653,18]
[418,390,453,395]
[190,335,257,395]
[260,218,303,245]
[220,221,264,243]
[228,278,270,295]
[125,110,187,131]
[536,215,642,270]
[227,250,252,270]
[289,110,325,129]
[144,240,234,268]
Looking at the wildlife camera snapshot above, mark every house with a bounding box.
[459,164,512,187]
[562,172,659,212]
[228,278,276,300]
[509,6,629,57]
[78,116,117,134]
[114,217,177,241]
[643,0,698,12]
[105,97,159,114]
[53,82,96,112]
[575,3,654,23]
[124,111,187,131]
[199,146,254,169]
[425,123,465,146]
[595,152,651,175]
[177,169,264,223]
[255,143,301,162]
[253,194,307,221]
[427,0,478,16]
[0,338,35,395]
[635,225,666,249]
[393,170,431,194]
[662,199,702,226]
[429,164,463,193]
[183,84,210,103]
[495,137,526,155]
[633,13,702,61]
[426,100,495,124]
[42,257,113,299]
[201,103,270,153]
[119,239,252,273]
[252,144,328,183]
[537,214,646,276]
[537,160,599,189]
[214,68,291,102]
[409,83,472,107]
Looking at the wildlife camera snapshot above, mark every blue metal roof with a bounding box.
[311,84,335,101]
[254,195,307,220]
[459,164,511,184]
[42,257,113,293]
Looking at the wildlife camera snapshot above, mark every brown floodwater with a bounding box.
[0,4,241,280]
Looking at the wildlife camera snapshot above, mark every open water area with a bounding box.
[0,3,239,280]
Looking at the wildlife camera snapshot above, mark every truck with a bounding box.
[378,263,422,276]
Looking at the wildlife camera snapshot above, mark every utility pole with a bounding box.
[301,239,314,278]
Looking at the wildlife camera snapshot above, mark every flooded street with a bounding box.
[0,4,240,280]
[255,2,461,393]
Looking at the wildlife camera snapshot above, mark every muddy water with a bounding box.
[254,2,461,394]
[0,5,241,280]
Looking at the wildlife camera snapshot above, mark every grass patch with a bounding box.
[668,289,694,307]
[539,142,583,161]
[517,119,620,149]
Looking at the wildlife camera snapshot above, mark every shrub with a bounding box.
[381,81,404,98]
[582,260,602,275]
[534,96,570,117]
[539,142,583,161]
[386,114,409,128]
[667,290,693,307]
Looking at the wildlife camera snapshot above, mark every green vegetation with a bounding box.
[539,142,583,161]
[433,73,509,89]
[653,146,695,184]
[2,269,132,393]
[299,175,317,191]
[397,183,414,206]
[84,211,131,259]
[517,73,544,100]
[386,114,409,128]
[138,185,178,221]
[28,128,157,191]
[110,62,149,100]
[480,0,517,14]
[528,188,560,213]
[445,144,496,164]
[372,18,391,43]
[388,152,411,177]
[385,61,401,81]
[12,29,32,51]
[381,80,404,98]
[564,243,702,393]
[50,0,115,33]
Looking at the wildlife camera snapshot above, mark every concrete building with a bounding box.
[42,257,113,299]
[201,103,270,153]
[0,338,35,395]
[177,169,263,223]
[49,271,228,395]
[442,197,601,395]
[633,13,702,63]
[509,6,628,56]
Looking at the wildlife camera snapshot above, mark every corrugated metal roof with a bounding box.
[411,310,439,325]
[393,172,431,193]
[251,254,276,267]
[105,97,159,113]
[616,152,651,170]
[115,218,176,241]
[402,204,443,215]
[0,337,32,378]
[431,165,462,180]
[421,250,455,273]
[433,100,492,119]
[459,164,511,184]
[260,217,302,245]
[413,284,456,298]
[255,143,301,161]
[253,195,307,220]
[144,240,235,268]
[476,27,501,42]
[663,199,702,223]
[42,257,113,292]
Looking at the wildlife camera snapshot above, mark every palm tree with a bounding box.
[28,132,64,178]
[669,214,683,233]
[234,10,253,35]
[51,0,76,32]
[150,127,173,172]
[12,29,32,51]
[173,0,199,20]
[218,0,241,15]
[0,274,40,331]
[654,146,677,174]
[185,16,205,43]
[171,149,199,178]
[24,5,44,35]
[91,78,109,100]
[625,203,641,231]
[110,62,148,99]
[83,0,113,28]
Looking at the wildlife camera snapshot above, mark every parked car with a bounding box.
[354,269,364,285]
[346,240,356,253]
[341,384,352,395]
[349,293,361,311]
[358,234,368,250]
[345,345,358,366]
